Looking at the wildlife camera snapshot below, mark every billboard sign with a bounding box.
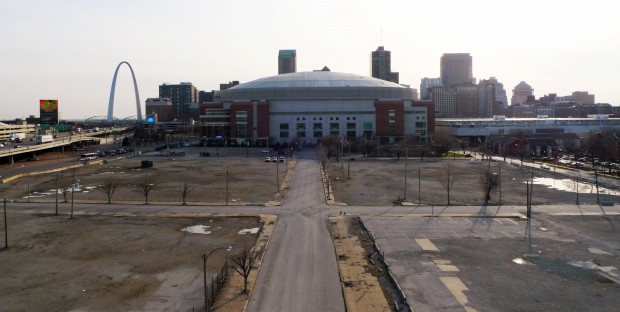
[40,99,59,124]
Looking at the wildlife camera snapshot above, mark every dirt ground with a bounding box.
[325,158,620,206]
[0,147,289,205]
[0,213,261,311]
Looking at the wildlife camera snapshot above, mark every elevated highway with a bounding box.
[0,128,129,164]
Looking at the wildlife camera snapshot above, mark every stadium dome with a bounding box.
[218,71,416,101]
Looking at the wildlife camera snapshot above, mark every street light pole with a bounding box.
[55,172,59,215]
[70,168,75,219]
[225,167,229,205]
[203,247,230,311]
[404,147,408,200]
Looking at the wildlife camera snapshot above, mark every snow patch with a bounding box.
[181,225,212,235]
[238,227,260,235]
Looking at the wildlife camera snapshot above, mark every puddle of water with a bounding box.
[181,225,212,235]
[529,177,620,196]
[238,227,260,235]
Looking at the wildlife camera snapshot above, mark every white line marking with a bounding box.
[502,231,514,239]
[504,218,519,225]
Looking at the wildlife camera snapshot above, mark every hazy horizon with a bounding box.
[1,0,618,120]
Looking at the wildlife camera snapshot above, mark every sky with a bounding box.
[1,0,618,120]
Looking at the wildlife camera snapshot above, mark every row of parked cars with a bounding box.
[265,156,286,162]
[97,148,133,157]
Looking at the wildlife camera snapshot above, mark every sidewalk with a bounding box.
[330,215,391,312]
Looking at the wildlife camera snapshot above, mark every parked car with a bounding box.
[261,148,271,153]
[271,157,278,162]
[540,164,551,170]
[279,156,285,162]
[265,157,271,162]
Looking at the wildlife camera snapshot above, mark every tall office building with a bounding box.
[159,82,199,120]
[511,81,534,105]
[145,98,173,122]
[420,77,443,100]
[440,53,473,87]
[371,46,399,84]
[278,50,297,74]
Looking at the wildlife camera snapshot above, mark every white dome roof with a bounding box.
[229,71,405,90]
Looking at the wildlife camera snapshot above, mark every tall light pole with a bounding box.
[276,159,279,193]
[55,172,59,215]
[70,168,75,219]
[203,246,231,311]
[225,167,229,205]
[404,147,408,200]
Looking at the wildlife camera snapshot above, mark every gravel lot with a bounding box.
[0,213,261,311]
[326,157,620,206]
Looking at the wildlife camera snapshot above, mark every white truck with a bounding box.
[9,133,26,142]
[35,134,54,144]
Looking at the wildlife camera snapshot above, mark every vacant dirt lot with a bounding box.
[1,149,289,205]
[0,213,261,311]
[326,158,620,206]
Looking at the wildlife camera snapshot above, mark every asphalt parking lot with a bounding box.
[361,213,620,312]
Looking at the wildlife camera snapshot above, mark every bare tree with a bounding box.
[133,175,157,204]
[230,245,258,294]
[58,175,72,203]
[97,177,119,204]
[178,180,194,205]
[479,163,497,204]
[437,162,458,205]
[433,128,453,157]
[361,138,378,157]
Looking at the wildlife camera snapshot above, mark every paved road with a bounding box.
[246,153,345,312]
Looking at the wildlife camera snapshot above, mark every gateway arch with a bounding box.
[107,61,142,122]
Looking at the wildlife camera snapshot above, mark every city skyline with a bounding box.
[1,0,618,119]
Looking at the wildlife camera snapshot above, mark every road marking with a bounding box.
[401,230,410,240]
[447,217,458,224]
[434,260,460,272]
[502,231,514,239]
[487,232,497,239]
[440,277,472,307]
[384,230,391,240]
[494,219,503,224]
[415,238,439,251]
[504,218,519,225]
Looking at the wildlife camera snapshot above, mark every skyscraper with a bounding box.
[440,53,473,87]
[159,82,199,120]
[371,46,399,84]
[420,77,443,100]
[511,81,534,105]
[278,50,297,74]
